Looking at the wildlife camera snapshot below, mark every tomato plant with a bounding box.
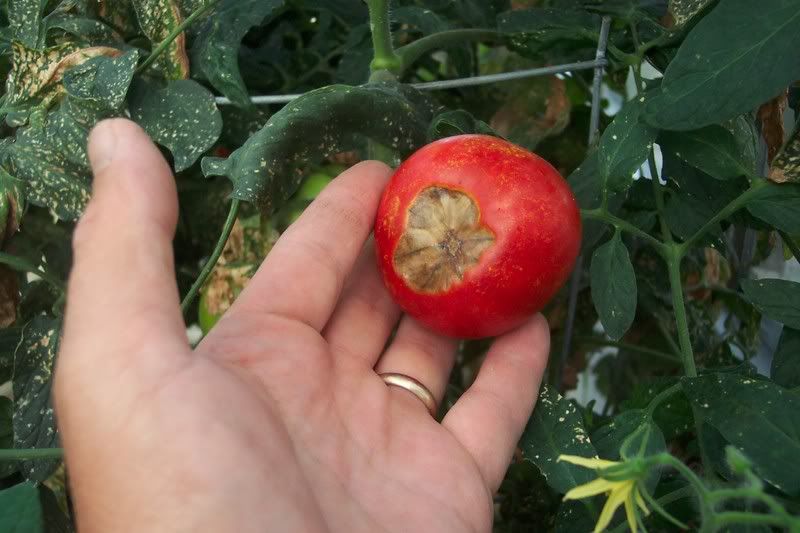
[0,0,799,531]
[375,134,581,338]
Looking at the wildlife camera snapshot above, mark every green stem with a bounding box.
[135,0,220,75]
[396,29,500,73]
[645,383,682,417]
[711,511,798,530]
[639,486,690,530]
[581,208,666,252]
[678,181,766,256]
[366,0,402,73]
[0,448,64,460]
[0,251,64,293]
[666,246,697,377]
[574,336,680,364]
[180,199,240,318]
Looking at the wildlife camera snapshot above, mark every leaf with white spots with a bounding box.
[12,315,62,483]
[131,0,189,79]
[202,82,439,213]
[592,410,666,461]
[770,125,800,184]
[643,0,800,130]
[745,182,800,235]
[590,230,637,341]
[772,327,800,390]
[191,0,285,108]
[129,78,222,171]
[682,373,800,495]
[741,278,800,330]
[9,0,46,48]
[94,0,141,37]
[659,125,756,181]
[598,98,658,194]
[497,7,600,59]
[519,384,598,494]
[9,50,138,220]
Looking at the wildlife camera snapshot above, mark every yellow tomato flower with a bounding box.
[558,455,650,533]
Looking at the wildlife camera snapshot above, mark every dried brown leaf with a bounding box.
[0,266,19,328]
[758,90,788,164]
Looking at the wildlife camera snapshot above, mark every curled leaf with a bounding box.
[203,82,439,213]
[131,0,190,79]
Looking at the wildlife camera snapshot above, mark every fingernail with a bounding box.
[87,120,119,173]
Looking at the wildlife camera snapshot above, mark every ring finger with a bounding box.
[375,316,458,415]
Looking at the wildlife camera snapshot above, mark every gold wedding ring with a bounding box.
[379,373,438,417]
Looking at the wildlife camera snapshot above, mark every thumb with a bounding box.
[59,119,189,392]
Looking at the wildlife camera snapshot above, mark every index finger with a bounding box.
[231,161,392,331]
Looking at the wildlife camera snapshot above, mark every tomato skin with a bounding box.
[374,134,581,338]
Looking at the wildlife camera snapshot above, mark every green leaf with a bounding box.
[590,231,637,340]
[643,0,800,130]
[131,0,189,79]
[39,484,73,533]
[0,396,13,477]
[683,373,800,495]
[0,483,43,533]
[741,278,800,330]
[770,125,800,183]
[598,99,657,193]
[659,125,754,180]
[129,78,222,171]
[593,410,666,460]
[0,326,22,384]
[191,0,285,108]
[13,316,62,483]
[772,327,800,389]
[746,182,800,234]
[44,12,120,45]
[427,109,497,141]
[519,384,598,494]
[497,7,599,58]
[203,82,439,213]
[9,0,45,48]
[9,50,138,220]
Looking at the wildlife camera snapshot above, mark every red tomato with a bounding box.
[374,134,581,338]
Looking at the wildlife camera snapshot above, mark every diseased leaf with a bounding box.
[191,0,285,108]
[772,327,800,390]
[131,0,189,79]
[593,411,666,460]
[746,182,800,235]
[5,41,122,115]
[683,373,800,495]
[668,0,713,26]
[741,278,800,330]
[44,12,120,45]
[129,78,222,171]
[644,0,800,130]
[94,0,140,37]
[598,99,657,193]
[9,51,138,220]
[0,483,43,533]
[203,82,439,213]
[590,231,637,340]
[771,124,800,184]
[13,315,62,482]
[659,125,754,180]
[498,7,600,58]
[0,265,19,327]
[0,165,26,245]
[758,90,788,164]
[428,109,497,141]
[9,0,45,48]
[519,384,598,494]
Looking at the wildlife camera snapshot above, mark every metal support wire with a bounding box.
[554,16,611,391]
[214,59,607,106]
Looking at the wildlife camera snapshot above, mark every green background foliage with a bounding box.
[0,0,799,530]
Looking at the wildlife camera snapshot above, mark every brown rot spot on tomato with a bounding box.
[393,186,494,293]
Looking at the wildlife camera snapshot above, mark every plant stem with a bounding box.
[396,29,500,73]
[135,0,220,75]
[580,208,666,251]
[665,246,697,377]
[180,199,240,318]
[366,0,402,74]
[0,448,64,460]
[677,180,766,256]
[778,230,800,263]
[645,382,682,417]
[0,251,64,293]
[574,336,681,364]
[711,511,798,530]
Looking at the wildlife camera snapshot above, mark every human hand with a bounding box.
[55,119,551,533]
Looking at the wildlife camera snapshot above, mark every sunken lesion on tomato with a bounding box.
[393,186,495,293]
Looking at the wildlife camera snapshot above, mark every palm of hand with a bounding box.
[55,120,549,533]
